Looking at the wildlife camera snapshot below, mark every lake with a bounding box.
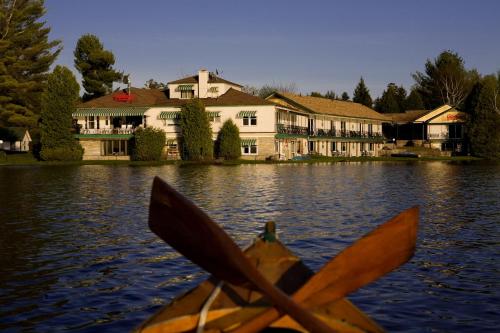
[0,162,499,332]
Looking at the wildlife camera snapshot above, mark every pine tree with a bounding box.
[179,99,213,161]
[353,77,373,107]
[341,92,350,101]
[215,119,241,160]
[40,65,83,160]
[404,89,425,110]
[467,74,500,158]
[375,83,405,113]
[74,34,122,101]
[412,50,478,109]
[0,0,61,128]
[324,90,337,100]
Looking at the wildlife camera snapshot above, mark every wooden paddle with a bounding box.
[230,206,419,333]
[148,176,335,333]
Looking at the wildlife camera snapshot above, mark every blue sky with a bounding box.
[45,0,500,98]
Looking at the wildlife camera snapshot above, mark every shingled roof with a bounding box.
[77,88,272,109]
[384,110,430,124]
[168,73,243,87]
[270,92,389,121]
[78,88,169,108]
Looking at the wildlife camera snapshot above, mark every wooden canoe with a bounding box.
[136,222,385,333]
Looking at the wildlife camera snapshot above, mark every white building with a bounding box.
[73,70,276,160]
[266,92,388,158]
[73,69,389,160]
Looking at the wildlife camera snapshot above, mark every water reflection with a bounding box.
[0,161,499,332]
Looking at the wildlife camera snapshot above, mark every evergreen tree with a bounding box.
[324,90,337,100]
[74,34,122,101]
[179,99,213,161]
[467,74,500,158]
[310,91,323,97]
[144,79,166,89]
[404,89,425,110]
[375,83,403,113]
[215,119,241,160]
[341,92,350,101]
[413,50,478,109]
[40,65,83,160]
[353,77,373,107]
[0,0,61,128]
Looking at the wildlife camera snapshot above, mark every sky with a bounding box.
[44,0,500,98]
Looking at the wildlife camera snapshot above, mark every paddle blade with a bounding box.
[297,206,419,306]
[149,176,249,285]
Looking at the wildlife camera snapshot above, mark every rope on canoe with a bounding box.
[197,280,224,333]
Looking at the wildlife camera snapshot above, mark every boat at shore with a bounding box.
[135,222,384,333]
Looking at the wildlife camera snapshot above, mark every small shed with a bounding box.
[0,127,32,152]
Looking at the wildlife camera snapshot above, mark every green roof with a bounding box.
[73,107,149,117]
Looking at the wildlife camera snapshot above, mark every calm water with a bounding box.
[0,162,499,332]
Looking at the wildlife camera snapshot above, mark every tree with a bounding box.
[258,82,298,99]
[131,127,166,161]
[353,77,373,107]
[310,91,323,98]
[179,99,213,161]
[40,65,83,160]
[0,0,61,128]
[242,85,259,96]
[412,50,478,109]
[144,79,166,89]
[404,88,425,110]
[215,119,241,160]
[341,92,350,101]
[375,83,407,113]
[324,90,337,100]
[467,74,500,158]
[74,34,122,101]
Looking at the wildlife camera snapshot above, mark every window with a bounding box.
[341,142,347,151]
[368,123,373,135]
[181,90,194,99]
[243,116,257,126]
[369,143,374,151]
[242,144,257,154]
[87,116,95,129]
[331,141,336,151]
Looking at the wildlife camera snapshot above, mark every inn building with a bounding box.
[267,92,388,159]
[73,69,389,160]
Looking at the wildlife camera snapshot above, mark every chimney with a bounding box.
[198,69,209,98]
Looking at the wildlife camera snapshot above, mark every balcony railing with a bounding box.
[428,133,463,140]
[79,127,137,135]
[277,124,309,136]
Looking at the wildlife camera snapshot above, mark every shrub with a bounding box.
[216,119,241,160]
[40,145,84,161]
[131,127,166,161]
[179,99,213,161]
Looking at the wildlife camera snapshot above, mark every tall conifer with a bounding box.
[0,0,61,128]
[353,77,373,108]
[74,34,122,101]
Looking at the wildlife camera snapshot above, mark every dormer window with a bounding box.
[177,85,194,99]
[181,90,194,99]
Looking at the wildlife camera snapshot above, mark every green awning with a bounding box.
[207,111,221,118]
[159,112,181,119]
[74,134,133,140]
[241,138,256,146]
[73,107,149,117]
[237,111,257,118]
[176,85,194,91]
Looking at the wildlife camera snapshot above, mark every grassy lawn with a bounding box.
[0,151,483,167]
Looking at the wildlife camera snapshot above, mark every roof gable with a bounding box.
[167,73,243,87]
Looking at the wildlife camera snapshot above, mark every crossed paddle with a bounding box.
[149,176,418,333]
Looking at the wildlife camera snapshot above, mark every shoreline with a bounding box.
[0,153,484,167]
